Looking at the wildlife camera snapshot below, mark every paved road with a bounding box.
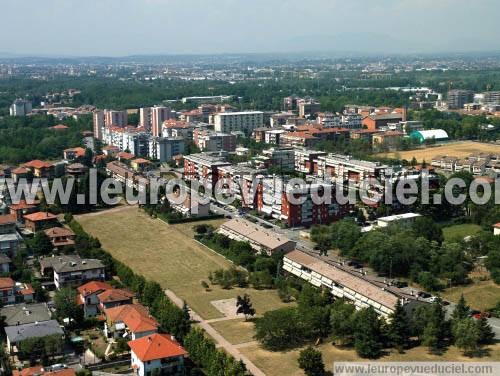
[164,289,265,376]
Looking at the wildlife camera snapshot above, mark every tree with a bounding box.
[298,346,325,376]
[422,299,448,353]
[28,231,53,256]
[255,307,302,350]
[330,300,355,345]
[353,307,383,358]
[451,294,470,333]
[454,318,480,356]
[54,287,83,324]
[236,294,256,320]
[387,301,411,352]
[476,316,494,345]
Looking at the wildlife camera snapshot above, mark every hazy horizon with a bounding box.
[2,0,500,57]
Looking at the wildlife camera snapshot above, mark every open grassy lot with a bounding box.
[76,206,289,319]
[241,342,500,376]
[442,223,483,242]
[376,141,500,162]
[441,280,500,312]
[209,318,256,345]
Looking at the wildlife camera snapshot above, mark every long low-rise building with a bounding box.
[283,250,422,317]
[218,218,296,256]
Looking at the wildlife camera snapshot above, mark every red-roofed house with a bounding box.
[77,280,113,317]
[0,277,15,304]
[23,212,59,233]
[104,304,158,340]
[44,227,76,250]
[11,167,31,182]
[494,223,500,236]
[0,214,17,234]
[117,152,135,161]
[51,124,69,130]
[128,333,186,376]
[9,200,39,222]
[98,288,134,310]
[131,158,151,172]
[23,160,54,178]
[63,147,86,160]
[13,366,76,376]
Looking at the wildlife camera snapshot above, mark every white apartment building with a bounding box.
[317,112,342,127]
[151,106,175,137]
[283,250,422,318]
[264,129,287,144]
[341,113,363,129]
[9,100,32,117]
[148,137,185,162]
[214,111,264,134]
[93,110,105,140]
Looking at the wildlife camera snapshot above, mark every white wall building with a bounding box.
[214,111,264,134]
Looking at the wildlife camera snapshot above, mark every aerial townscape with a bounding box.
[1,1,500,376]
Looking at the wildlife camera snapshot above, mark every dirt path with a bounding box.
[164,289,265,376]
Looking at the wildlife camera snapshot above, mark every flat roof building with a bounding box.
[218,218,296,256]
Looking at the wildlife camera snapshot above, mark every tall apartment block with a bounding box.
[139,107,152,130]
[447,90,474,109]
[298,99,321,118]
[9,99,32,116]
[151,106,175,137]
[105,110,128,127]
[213,111,264,134]
[93,110,105,140]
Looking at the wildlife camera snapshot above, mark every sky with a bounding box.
[1,0,500,56]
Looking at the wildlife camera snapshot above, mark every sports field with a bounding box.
[75,206,289,319]
[377,141,500,162]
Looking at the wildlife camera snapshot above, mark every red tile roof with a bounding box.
[64,147,86,157]
[51,124,69,130]
[44,227,75,238]
[132,158,150,164]
[23,212,58,222]
[0,214,16,225]
[23,160,53,169]
[98,288,134,303]
[105,304,149,322]
[124,310,158,333]
[19,283,35,295]
[0,277,15,290]
[77,280,112,297]
[494,223,500,229]
[128,333,187,361]
[9,200,38,210]
[11,167,30,175]
[14,368,77,376]
[117,151,135,160]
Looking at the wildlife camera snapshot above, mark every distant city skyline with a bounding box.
[1,0,500,57]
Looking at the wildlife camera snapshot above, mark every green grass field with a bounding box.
[241,342,500,376]
[76,206,289,319]
[209,318,256,345]
[442,224,482,242]
[441,280,500,311]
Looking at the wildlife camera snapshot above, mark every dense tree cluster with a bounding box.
[195,227,283,289]
[311,218,472,290]
[255,284,494,358]
[0,114,91,164]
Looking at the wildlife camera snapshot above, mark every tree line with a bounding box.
[65,215,247,375]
